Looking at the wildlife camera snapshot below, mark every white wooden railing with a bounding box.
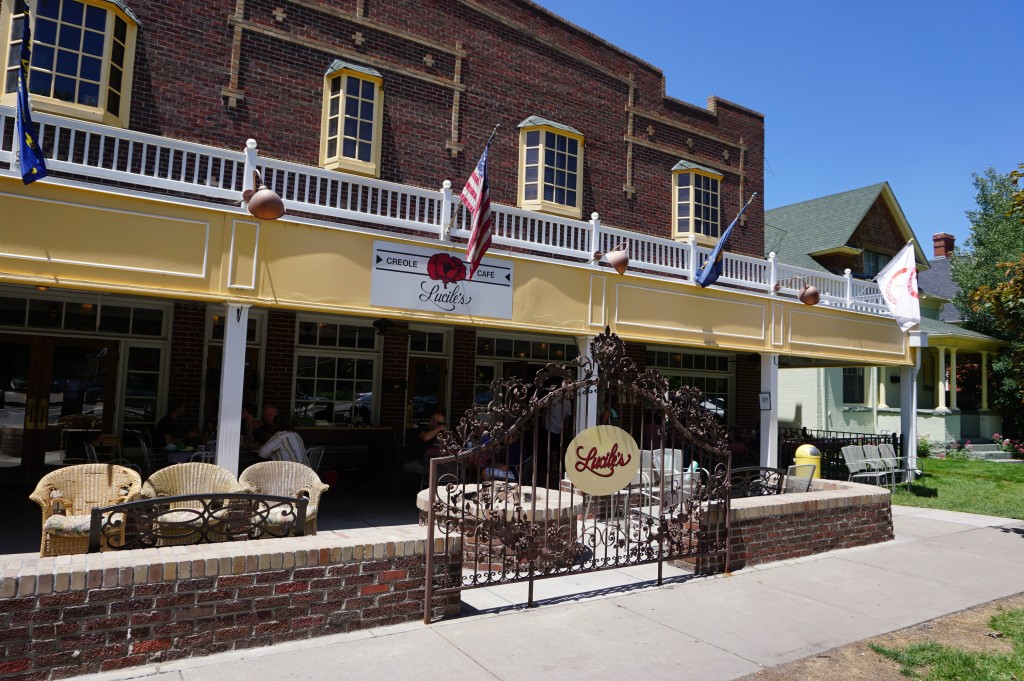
[0,105,891,318]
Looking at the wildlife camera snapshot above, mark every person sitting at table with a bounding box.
[153,399,199,449]
[241,402,260,451]
[419,410,447,459]
[258,414,308,465]
[253,404,278,445]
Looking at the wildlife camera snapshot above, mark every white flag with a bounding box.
[875,242,920,331]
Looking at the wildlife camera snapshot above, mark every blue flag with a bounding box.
[15,3,48,184]
[695,192,757,288]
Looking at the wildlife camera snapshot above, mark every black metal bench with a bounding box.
[88,493,308,552]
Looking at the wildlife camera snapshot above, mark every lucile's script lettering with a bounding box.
[419,282,472,311]
[573,442,631,478]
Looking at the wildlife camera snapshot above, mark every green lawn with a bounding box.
[890,458,1024,520]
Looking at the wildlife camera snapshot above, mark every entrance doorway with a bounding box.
[0,335,117,483]
[407,356,447,428]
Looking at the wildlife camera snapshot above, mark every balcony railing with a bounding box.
[0,105,891,318]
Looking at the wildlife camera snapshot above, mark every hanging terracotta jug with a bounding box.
[605,242,630,275]
[798,283,820,305]
[243,171,286,220]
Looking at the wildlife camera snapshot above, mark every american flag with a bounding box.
[461,140,494,281]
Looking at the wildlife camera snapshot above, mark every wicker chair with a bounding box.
[239,460,330,536]
[30,464,142,557]
[139,463,246,545]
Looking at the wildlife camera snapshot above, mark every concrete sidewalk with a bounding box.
[72,506,1024,681]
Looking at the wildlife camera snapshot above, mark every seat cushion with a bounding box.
[265,504,317,527]
[44,512,124,538]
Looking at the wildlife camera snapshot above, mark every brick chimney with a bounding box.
[933,232,955,258]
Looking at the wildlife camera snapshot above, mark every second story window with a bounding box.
[320,60,383,177]
[518,116,584,219]
[2,0,137,127]
[862,250,892,278]
[673,161,723,243]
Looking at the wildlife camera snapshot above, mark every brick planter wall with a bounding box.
[0,528,460,680]
[724,480,893,570]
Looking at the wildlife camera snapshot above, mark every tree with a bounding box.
[952,166,1024,435]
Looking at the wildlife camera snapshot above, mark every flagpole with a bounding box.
[448,124,500,232]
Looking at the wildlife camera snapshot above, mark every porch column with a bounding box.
[900,350,921,472]
[935,347,949,413]
[877,366,888,408]
[576,335,597,432]
[759,352,779,468]
[948,349,958,411]
[215,303,250,476]
[981,351,989,410]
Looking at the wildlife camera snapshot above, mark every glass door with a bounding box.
[0,335,117,483]
[407,356,448,428]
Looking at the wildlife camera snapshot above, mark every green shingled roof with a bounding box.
[325,60,382,79]
[672,159,722,176]
[918,317,1001,343]
[764,183,889,272]
[517,116,582,136]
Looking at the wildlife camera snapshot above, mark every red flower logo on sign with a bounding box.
[427,253,467,288]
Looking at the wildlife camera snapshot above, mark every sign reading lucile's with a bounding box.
[564,426,641,496]
[370,241,513,318]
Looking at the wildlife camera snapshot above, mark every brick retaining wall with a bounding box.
[725,480,893,569]
[0,527,460,680]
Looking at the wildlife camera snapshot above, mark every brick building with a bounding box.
[0,0,917,484]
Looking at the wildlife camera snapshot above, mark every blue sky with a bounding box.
[538,0,1022,253]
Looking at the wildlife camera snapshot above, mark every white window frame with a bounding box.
[1,0,138,127]
[319,62,384,178]
[672,164,723,245]
[518,121,584,219]
[646,347,733,425]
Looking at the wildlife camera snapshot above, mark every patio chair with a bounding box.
[30,464,142,557]
[83,442,142,474]
[139,463,246,545]
[783,463,815,493]
[841,445,889,486]
[878,442,921,489]
[134,431,168,474]
[730,466,784,498]
[305,446,325,472]
[239,460,330,535]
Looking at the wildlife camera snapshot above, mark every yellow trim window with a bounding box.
[320,60,384,177]
[672,160,723,243]
[517,116,584,219]
[1,0,137,127]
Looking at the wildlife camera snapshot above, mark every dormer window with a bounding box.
[320,60,383,177]
[672,160,723,243]
[517,116,584,219]
[2,0,138,127]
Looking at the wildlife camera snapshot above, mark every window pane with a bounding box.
[58,25,82,51]
[114,16,127,43]
[62,0,85,24]
[330,76,341,94]
[84,5,106,31]
[329,97,339,116]
[319,322,338,346]
[38,0,60,19]
[108,63,122,91]
[33,44,55,70]
[132,308,163,336]
[326,139,337,158]
[64,302,97,331]
[360,100,373,120]
[342,139,356,158]
[298,321,317,345]
[36,18,58,44]
[0,297,26,326]
[345,76,360,95]
[80,56,101,81]
[28,300,62,328]
[344,97,358,117]
[361,79,374,99]
[524,185,537,200]
[82,30,104,56]
[358,142,371,162]
[53,75,75,101]
[56,49,78,76]
[98,305,130,333]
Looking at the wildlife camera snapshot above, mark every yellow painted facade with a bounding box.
[0,178,912,365]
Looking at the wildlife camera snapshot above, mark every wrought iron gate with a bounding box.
[423,329,731,622]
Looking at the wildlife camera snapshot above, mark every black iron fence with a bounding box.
[777,429,902,480]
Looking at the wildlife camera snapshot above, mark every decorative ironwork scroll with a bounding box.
[88,493,308,552]
[424,327,732,622]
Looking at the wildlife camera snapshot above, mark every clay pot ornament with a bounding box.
[243,171,286,220]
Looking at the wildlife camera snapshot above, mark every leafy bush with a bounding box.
[917,436,932,457]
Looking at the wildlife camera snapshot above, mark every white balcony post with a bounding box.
[215,303,250,476]
[935,346,948,413]
[589,212,601,263]
[844,268,853,307]
[759,353,779,468]
[576,335,598,432]
[687,237,698,282]
[949,349,958,411]
[768,252,778,295]
[981,351,989,410]
[439,180,453,241]
[900,350,921,473]
[241,139,259,209]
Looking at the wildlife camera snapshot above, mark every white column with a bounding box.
[759,353,779,468]
[948,349,958,411]
[877,366,888,408]
[900,350,921,473]
[981,351,989,410]
[576,335,597,432]
[935,347,948,412]
[215,303,250,476]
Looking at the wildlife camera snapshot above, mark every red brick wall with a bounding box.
[126,0,764,253]
[0,543,460,680]
[262,310,296,412]
[379,323,410,430]
[450,326,477,422]
[727,501,893,569]
[168,302,206,433]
